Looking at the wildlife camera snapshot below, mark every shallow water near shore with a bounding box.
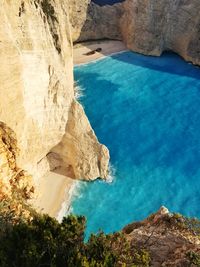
[72,51,200,238]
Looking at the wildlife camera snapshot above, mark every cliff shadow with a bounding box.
[72,0,200,81]
[106,50,200,80]
[73,68,124,160]
[75,47,200,81]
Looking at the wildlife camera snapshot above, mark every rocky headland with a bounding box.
[123,207,200,266]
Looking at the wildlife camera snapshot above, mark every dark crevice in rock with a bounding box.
[35,0,61,54]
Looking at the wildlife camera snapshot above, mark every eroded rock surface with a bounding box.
[48,100,109,180]
[69,0,122,42]
[0,0,73,181]
[121,0,200,65]
[124,207,200,266]
[0,0,109,196]
[0,122,33,199]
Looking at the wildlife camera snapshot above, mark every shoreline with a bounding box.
[73,40,127,65]
[31,172,77,219]
[32,41,126,220]
[75,49,128,67]
[57,180,79,222]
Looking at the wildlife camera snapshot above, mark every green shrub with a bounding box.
[186,251,200,266]
[0,212,150,267]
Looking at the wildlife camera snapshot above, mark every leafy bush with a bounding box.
[0,212,150,267]
[167,213,200,236]
[186,251,200,266]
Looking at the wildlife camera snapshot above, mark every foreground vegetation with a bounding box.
[0,200,150,267]
[1,197,200,267]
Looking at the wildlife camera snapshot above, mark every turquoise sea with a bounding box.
[72,51,200,238]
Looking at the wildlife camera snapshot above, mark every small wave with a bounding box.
[57,165,116,221]
[57,181,79,222]
[74,82,85,100]
[105,164,116,184]
[57,180,87,222]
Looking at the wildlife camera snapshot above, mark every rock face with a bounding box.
[0,0,109,197]
[70,0,200,66]
[124,207,200,266]
[0,122,33,199]
[121,0,200,65]
[47,100,109,180]
[69,0,122,42]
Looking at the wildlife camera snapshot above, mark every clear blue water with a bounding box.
[72,51,200,238]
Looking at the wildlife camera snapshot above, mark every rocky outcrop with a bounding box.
[0,122,33,200]
[120,0,200,65]
[0,0,109,197]
[124,207,200,266]
[69,0,122,42]
[47,100,109,180]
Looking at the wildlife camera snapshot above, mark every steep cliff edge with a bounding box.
[0,0,109,200]
[121,0,200,66]
[69,0,122,42]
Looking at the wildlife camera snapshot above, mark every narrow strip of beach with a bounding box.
[31,40,127,220]
[73,40,127,65]
[31,172,76,219]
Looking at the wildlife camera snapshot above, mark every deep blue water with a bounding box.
[72,51,200,238]
[92,0,125,6]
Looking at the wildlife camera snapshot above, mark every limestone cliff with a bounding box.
[121,0,200,66]
[69,0,122,42]
[48,100,109,180]
[71,0,200,66]
[0,0,109,199]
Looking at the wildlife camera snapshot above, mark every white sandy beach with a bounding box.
[73,40,127,65]
[31,172,76,218]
